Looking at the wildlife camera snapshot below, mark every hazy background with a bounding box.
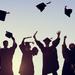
[0,0,75,75]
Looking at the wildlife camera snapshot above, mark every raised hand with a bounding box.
[57,31,61,38]
[33,31,38,39]
[63,36,67,45]
[64,36,67,39]
[57,31,61,35]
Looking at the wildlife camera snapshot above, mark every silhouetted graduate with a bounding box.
[36,1,51,12]
[0,32,17,75]
[0,10,10,21]
[62,36,75,75]
[19,37,38,75]
[65,6,72,17]
[33,31,61,75]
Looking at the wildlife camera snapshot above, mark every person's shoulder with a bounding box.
[0,48,4,50]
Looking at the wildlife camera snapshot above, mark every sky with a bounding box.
[0,0,75,75]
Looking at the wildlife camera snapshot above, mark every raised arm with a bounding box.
[20,37,32,46]
[62,36,70,59]
[19,38,26,53]
[63,36,67,45]
[62,36,68,50]
[33,31,44,52]
[33,31,38,42]
[20,38,25,46]
[52,31,61,47]
[9,36,17,54]
[11,36,17,49]
[19,37,32,53]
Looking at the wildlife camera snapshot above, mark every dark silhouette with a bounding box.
[19,37,38,75]
[0,32,17,75]
[33,31,61,75]
[0,54,1,73]
[36,1,51,12]
[65,6,72,17]
[5,31,13,38]
[62,36,75,75]
[0,10,10,21]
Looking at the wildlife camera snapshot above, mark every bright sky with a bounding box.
[0,0,75,75]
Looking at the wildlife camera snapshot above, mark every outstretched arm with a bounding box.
[52,31,61,47]
[33,31,44,52]
[62,36,69,59]
[20,36,32,45]
[19,38,25,53]
[19,37,32,53]
[9,36,17,54]
[21,38,25,46]
[62,36,67,49]
[63,36,67,46]
[11,36,17,49]
[33,31,38,42]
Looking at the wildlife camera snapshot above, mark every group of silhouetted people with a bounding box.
[0,31,75,75]
[62,36,75,75]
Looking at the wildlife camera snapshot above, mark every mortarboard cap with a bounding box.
[43,37,52,43]
[36,1,51,12]
[65,6,72,17]
[0,10,10,21]
[5,31,13,38]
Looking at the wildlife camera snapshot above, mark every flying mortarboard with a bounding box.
[64,6,72,17]
[36,1,51,12]
[5,31,13,38]
[0,10,10,21]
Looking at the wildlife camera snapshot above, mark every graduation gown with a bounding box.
[19,44,34,75]
[62,44,75,75]
[35,37,60,74]
[0,43,17,75]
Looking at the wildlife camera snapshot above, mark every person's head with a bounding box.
[3,40,8,48]
[43,37,51,47]
[25,42,31,50]
[69,43,75,50]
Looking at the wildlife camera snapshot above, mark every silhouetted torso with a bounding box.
[71,49,75,65]
[62,44,75,75]
[0,43,17,75]
[19,44,34,75]
[42,46,59,73]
